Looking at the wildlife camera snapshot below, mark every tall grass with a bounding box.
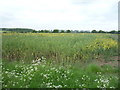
[2,33,118,63]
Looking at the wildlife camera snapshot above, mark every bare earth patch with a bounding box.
[95,56,119,67]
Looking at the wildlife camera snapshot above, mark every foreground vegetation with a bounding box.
[2,60,119,88]
[2,33,119,88]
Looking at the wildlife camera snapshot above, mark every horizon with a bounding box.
[0,0,119,31]
[1,28,118,32]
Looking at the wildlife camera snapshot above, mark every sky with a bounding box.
[0,0,119,31]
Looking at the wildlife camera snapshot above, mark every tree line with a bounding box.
[31,29,120,34]
[1,28,120,34]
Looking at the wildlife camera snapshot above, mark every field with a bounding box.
[1,33,119,88]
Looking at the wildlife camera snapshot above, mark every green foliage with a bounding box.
[60,30,65,33]
[2,33,118,63]
[66,30,71,33]
[38,30,44,33]
[44,30,50,33]
[86,64,102,73]
[2,33,119,88]
[91,30,98,33]
[32,30,37,33]
[109,30,117,34]
[52,29,59,33]
[2,61,119,88]
[98,30,106,33]
[2,28,34,33]
[1,28,119,33]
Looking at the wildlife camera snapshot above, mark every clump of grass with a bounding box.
[85,64,102,73]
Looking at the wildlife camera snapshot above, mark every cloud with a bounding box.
[0,0,119,31]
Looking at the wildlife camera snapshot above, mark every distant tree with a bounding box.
[38,30,41,33]
[44,30,50,33]
[84,31,90,33]
[2,28,6,31]
[32,30,37,33]
[41,30,44,33]
[66,30,71,33]
[74,30,79,33]
[38,30,44,33]
[109,30,117,34]
[98,30,106,33]
[91,30,97,33]
[60,30,65,33]
[2,28,34,33]
[52,29,59,33]
[79,30,84,33]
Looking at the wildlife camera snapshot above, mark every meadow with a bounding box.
[1,33,119,88]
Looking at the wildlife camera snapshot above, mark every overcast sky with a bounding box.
[0,0,119,31]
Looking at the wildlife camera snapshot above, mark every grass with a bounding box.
[2,33,118,63]
[2,60,119,88]
[2,33,119,88]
